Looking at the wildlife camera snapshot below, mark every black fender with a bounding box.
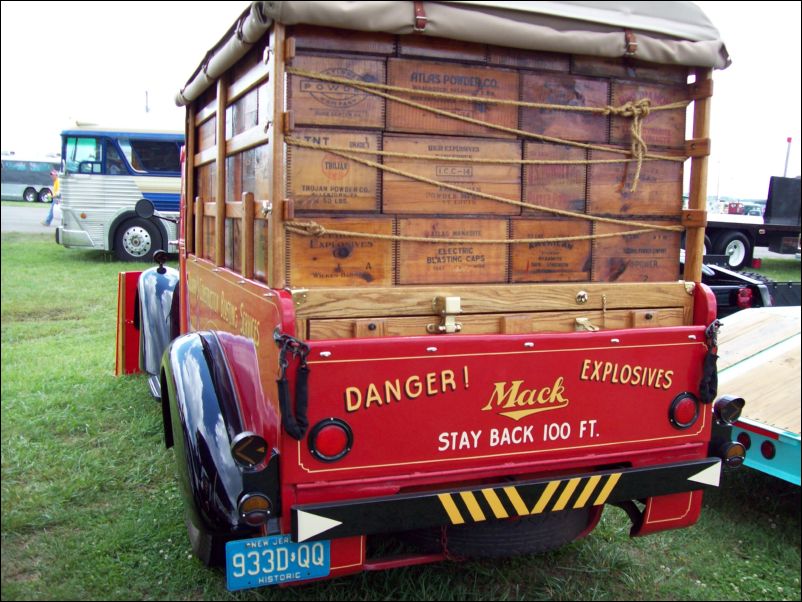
[135,264,179,398]
[161,331,280,544]
[108,210,169,255]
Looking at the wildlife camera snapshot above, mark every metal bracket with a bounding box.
[289,288,308,308]
[427,296,462,334]
[575,317,600,332]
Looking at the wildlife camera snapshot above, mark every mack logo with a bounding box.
[482,377,569,421]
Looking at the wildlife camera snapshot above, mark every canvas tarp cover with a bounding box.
[176,0,729,106]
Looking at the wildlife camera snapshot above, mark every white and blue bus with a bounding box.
[1,155,60,202]
[56,125,184,261]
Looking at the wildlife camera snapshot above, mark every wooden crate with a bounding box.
[288,129,381,212]
[510,218,592,282]
[592,221,682,282]
[487,46,570,71]
[287,217,394,287]
[398,35,486,62]
[610,81,687,149]
[382,135,522,215]
[520,72,609,143]
[587,149,683,218]
[287,54,386,128]
[571,56,688,84]
[386,58,519,137]
[397,218,508,284]
[288,25,395,55]
[523,142,587,214]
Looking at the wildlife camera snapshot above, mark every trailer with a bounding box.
[717,307,801,485]
[117,1,748,591]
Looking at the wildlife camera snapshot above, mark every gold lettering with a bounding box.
[365,383,383,408]
[482,377,569,421]
[345,387,362,412]
[385,379,401,402]
[405,375,423,399]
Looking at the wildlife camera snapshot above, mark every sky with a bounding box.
[1,1,800,200]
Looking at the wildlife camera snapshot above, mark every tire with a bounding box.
[703,234,713,256]
[113,217,162,262]
[186,515,226,567]
[715,232,751,270]
[401,508,591,559]
[23,187,37,203]
[38,188,53,203]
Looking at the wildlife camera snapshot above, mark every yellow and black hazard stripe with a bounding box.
[436,472,622,525]
[292,458,720,542]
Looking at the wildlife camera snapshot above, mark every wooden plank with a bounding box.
[520,72,609,143]
[510,218,592,282]
[587,149,684,218]
[185,110,195,255]
[523,142,587,214]
[382,135,521,215]
[571,56,688,84]
[397,218,508,284]
[270,25,286,288]
[592,222,682,282]
[287,216,394,287]
[398,35,486,62]
[610,80,687,149]
[487,46,569,71]
[288,130,381,212]
[294,281,693,319]
[308,307,686,339]
[288,24,396,55]
[386,58,519,137]
[717,307,801,434]
[287,54,386,128]
[215,77,227,267]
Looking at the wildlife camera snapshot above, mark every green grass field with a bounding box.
[2,233,800,601]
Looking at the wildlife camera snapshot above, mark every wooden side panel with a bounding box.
[308,307,686,339]
[510,218,592,282]
[487,46,570,71]
[592,222,682,282]
[571,56,688,84]
[287,217,394,287]
[610,81,687,149]
[398,35,486,62]
[397,218,508,284]
[386,58,519,137]
[587,149,683,218]
[523,142,587,214]
[520,72,609,143]
[382,135,522,215]
[288,130,381,212]
[287,54,386,128]
[288,25,396,54]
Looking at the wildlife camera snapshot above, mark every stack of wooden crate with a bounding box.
[283,25,688,288]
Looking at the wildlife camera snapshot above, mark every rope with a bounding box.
[285,138,683,233]
[285,220,662,245]
[287,67,686,192]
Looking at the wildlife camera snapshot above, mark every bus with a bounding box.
[55,125,184,261]
[1,155,60,202]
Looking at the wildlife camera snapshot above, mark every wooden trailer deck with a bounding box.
[717,306,801,436]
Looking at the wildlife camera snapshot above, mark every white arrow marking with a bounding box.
[688,461,721,487]
[296,510,342,542]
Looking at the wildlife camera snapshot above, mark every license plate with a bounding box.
[225,534,330,591]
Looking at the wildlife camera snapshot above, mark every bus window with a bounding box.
[106,142,127,175]
[118,138,180,174]
[64,137,102,174]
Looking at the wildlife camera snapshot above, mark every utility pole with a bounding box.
[783,137,792,177]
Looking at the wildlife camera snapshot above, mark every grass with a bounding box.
[747,257,801,283]
[2,233,800,601]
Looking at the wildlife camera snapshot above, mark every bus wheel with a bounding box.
[23,187,37,202]
[114,218,161,262]
[38,188,53,203]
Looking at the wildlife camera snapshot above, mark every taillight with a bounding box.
[736,287,754,309]
[718,441,747,467]
[714,395,745,425]
[238,493,272,525]
[231,432,268,468]
[669,393,699,429]
[308,418,353,462]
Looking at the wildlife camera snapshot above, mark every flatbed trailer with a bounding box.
[717,307,801,485]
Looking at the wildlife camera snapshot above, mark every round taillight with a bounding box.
[669,393,700,429]
[308,418,353,462]
[736,287,754,309]
[761,440,776,460]
[720,441,747,467]
[736,431,751,450]
[238,493,272,526]
[231,432,268,468]
[714,395,745,425]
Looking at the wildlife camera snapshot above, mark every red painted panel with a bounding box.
[115,271,142,375]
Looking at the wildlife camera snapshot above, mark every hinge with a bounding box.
[289,288,308,308]
[575,317,600,332]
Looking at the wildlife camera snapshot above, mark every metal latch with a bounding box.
[575,317,600,332]
[427,296,462,334]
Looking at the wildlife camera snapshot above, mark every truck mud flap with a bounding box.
[292,458,721,542]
